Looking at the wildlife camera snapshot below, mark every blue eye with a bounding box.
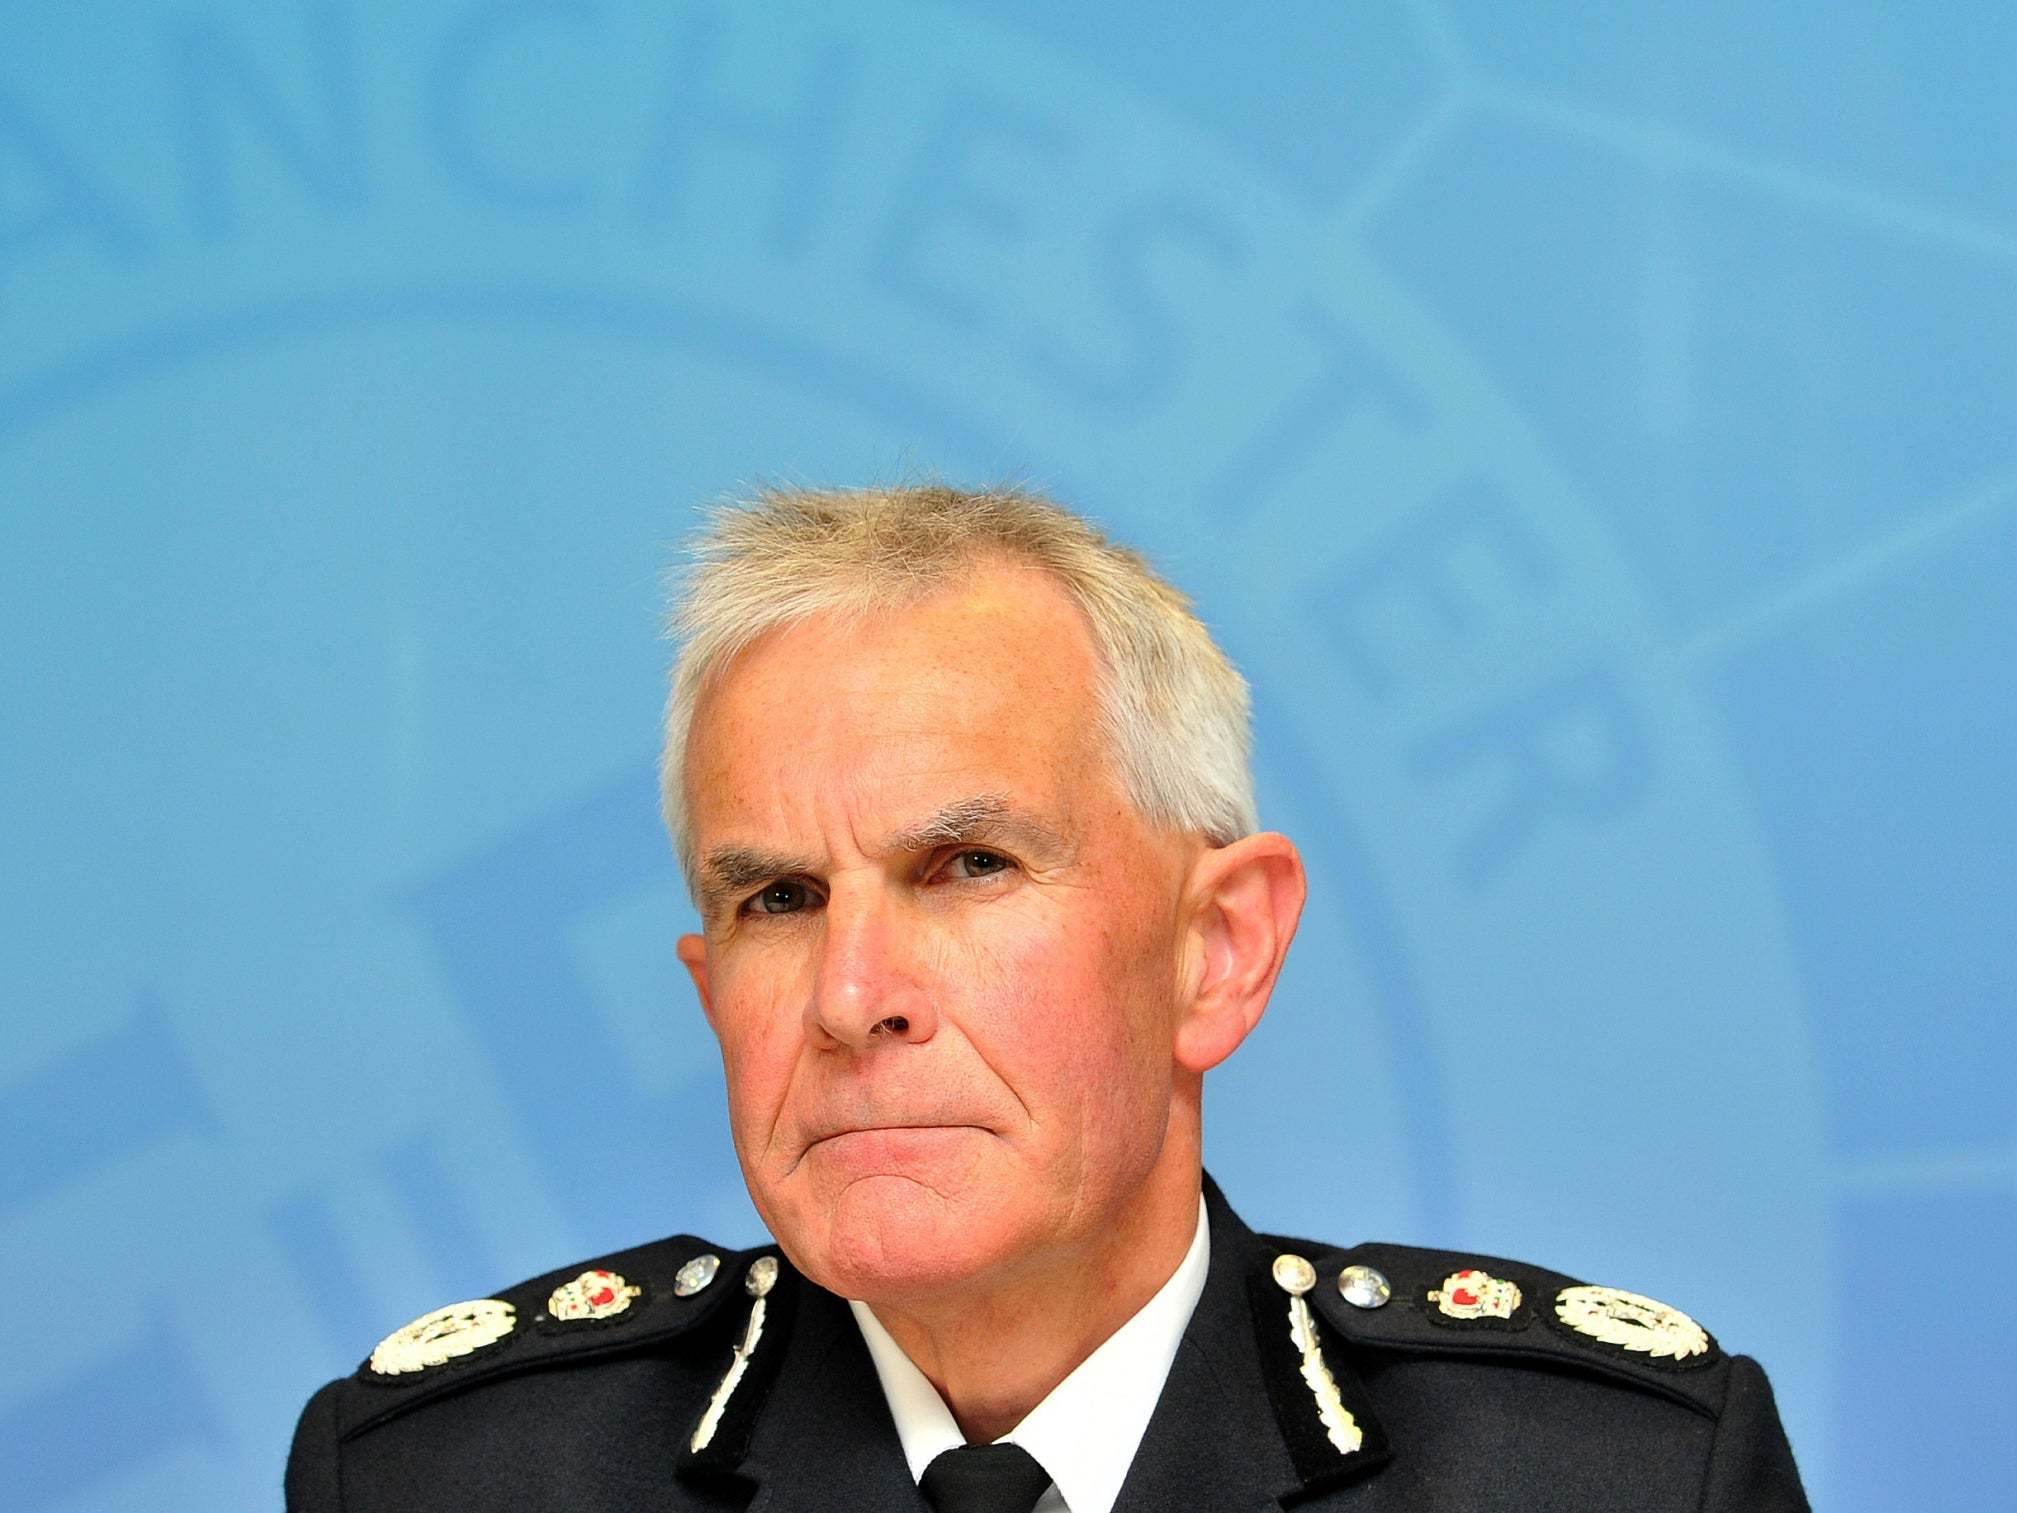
[944,850,1013,880]
[745,880,813,915]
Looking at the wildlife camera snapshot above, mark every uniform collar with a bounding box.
[1111,1179,1391,1510]
[676,1178,1391,1512]
[848,1194,1211,1513]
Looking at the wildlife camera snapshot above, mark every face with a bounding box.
[677,562,1201,1303]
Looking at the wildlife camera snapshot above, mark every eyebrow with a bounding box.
[876,793,1070,862]
[695,794,1073,914]
[696,846,816,915]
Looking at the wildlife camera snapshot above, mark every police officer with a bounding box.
[289,485,1808,1511]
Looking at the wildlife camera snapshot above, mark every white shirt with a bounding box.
[848,1196,1211,1513]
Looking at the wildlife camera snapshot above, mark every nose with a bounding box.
[808,883,936,1051]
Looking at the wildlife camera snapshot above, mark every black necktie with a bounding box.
[919,1443,1054,1513]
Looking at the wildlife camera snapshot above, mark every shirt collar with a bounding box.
[848,1193,1212,1513]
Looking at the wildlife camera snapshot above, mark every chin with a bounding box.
[773,1168,1022,1303]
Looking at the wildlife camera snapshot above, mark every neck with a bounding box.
[863,1146,1204,1444]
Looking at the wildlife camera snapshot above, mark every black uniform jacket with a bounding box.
[288,1179,1809,1510]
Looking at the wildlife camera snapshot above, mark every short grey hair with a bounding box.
[660,482,1258,884]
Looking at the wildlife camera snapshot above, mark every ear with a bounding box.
[1174,832,1307,1074]
[677,933,717,1030]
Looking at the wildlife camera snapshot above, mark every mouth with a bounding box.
[808,1121,986,1145]
[800,1124,988,1163]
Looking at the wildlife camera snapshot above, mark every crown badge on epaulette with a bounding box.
[547,1268,642,1322]
[1554,1284,1710,1360]
[368,1298,516,1376]
[1428,1268,1522,1321]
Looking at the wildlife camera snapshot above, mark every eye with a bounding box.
[741,879,818,916]
[941,849,1015,881]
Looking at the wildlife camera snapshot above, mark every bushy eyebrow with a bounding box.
[697,846,815,915]
[877,793,1071,863]
[695,794,1072,915]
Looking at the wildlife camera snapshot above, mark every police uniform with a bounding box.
[286,1178,1809,1510]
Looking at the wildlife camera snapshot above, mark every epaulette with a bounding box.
[329,1232,773,1442]
[1278,1237,1732,1421]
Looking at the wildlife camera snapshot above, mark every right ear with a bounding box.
[677,934,716,1029]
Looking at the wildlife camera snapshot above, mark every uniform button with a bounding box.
[745,1255,780,1297]
[1337,1264,1392,1309]
[673,1253,721,1297]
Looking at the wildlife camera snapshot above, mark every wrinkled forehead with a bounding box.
[681,565,1116,850]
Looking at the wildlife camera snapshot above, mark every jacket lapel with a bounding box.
[675,1180,1392,1513]
[1114,1179,1393,1512]
[722,1277,928,1513]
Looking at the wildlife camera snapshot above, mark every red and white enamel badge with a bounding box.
[547,1268,641,1323]
[1429,1268,1523,1320]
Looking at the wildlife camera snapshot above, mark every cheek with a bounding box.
[707,962,806,1136]
[972,905,1176,1097]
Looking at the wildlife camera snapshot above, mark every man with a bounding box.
[288,484,1809,1511]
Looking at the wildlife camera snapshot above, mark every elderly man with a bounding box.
[288,485,1809,1511]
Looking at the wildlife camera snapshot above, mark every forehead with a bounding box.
[683,563,1110,842]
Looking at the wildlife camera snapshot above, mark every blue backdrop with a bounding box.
[3,4,2010,1507]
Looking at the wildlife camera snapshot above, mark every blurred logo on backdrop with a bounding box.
[0,4,1826,1508]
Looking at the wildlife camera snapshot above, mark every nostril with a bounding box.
[873,1015,909,1036]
